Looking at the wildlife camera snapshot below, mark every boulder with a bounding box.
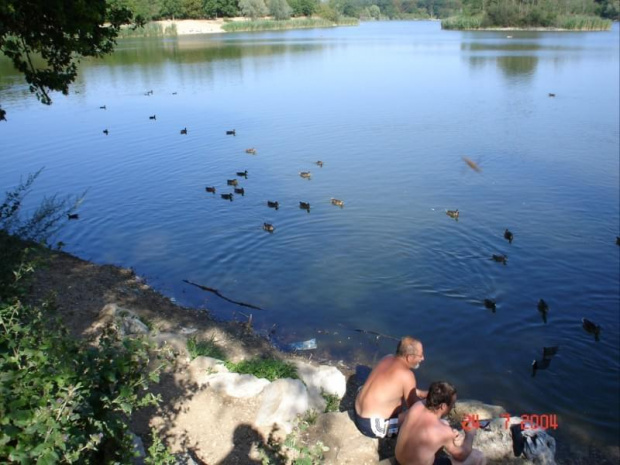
[255,379,309,433]
[294,361,347,412]
[204,372,270,398]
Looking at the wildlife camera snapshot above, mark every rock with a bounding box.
[204,372,270,398]
[129,431,146,465]
[294,361,347,412]
[449,399,508,422]
[306,411,379,464]
[255,379,309,433]
[122,315,149,335]
[86,303,150,338]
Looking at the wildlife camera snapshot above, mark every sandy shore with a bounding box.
[155,18,247,35]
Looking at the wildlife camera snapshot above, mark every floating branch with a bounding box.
[353,328,399,341]
[183,280,263,311]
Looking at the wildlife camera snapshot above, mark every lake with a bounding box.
[1,20,618,459]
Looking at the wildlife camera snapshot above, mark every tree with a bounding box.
[239,0,269,19]
[0,0,139,119]
[204,0,240,18]
[268,0,294,19]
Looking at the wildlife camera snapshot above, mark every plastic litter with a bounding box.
[288,338,317,351]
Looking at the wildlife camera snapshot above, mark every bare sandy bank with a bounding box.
[154,18,247,35]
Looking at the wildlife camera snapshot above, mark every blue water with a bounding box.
[1,21,618,455]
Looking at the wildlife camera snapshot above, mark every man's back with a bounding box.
[356,355,414,419]
[395,401,452,465]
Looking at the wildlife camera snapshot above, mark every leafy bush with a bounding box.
[187,335,226,360]
[225,357,298,381]
[321,390,341,413]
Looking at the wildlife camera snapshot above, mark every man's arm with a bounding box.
[415,388,428,399]
[403,372,419,408]
[444,428,475,462]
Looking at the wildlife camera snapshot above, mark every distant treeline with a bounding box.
[109,0,618,24]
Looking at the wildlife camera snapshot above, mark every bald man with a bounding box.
[354,336,428,438]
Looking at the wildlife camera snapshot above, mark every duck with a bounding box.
[483,299,496,312]
[226,129,236,136]
[263,223,275,233]
[446,209,459,220]
[149,115,156,120]
[542,346,559,359]
[582,318,601,340]
[103,129,109,135]
[548,93,556,97]
[504,229,513,244]
[299,171,311,179]
[67,213,79,220]
[227,179,238,186]
[205,186,216,194]
[99,105,106,110]
[172,92,177,95]
[234,187,245,196]
[236,170,248,178]
[491,254,507,265]
[144,90,153,96]
[299,201,310,211]
[616,236,619,245]
[315,161,324,167]
[531,358,551,376]
[180,127,188,135]
[331,198,344,207]
[538,299,549,323]
[267,201,279,210]
[245,148,257,154]
[221,193,233,201]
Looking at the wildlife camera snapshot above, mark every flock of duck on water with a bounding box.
[199,129,345,234]
[97,99,615,375]
[452,157,614,377]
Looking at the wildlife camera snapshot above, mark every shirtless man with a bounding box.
[354,336,428,438]
[395,381,486,465]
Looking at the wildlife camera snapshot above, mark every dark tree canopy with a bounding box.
[0,0,139,118]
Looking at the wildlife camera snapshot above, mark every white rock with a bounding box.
[294,361,347,398]
[204,372,270,398]
[255,378,309,433]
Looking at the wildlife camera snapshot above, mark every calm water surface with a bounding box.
[1,21,619,456]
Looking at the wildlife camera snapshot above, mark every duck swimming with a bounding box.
[236,170,248,178]
[234,187,245,196]
[548,93,556,97]
[100,105,106,110]
[299,201,310,211]
[103,129,109,135]
[267,201,279,210]
[180,127,187,135]
[484,299,496,312]
[315,161,324,167]
[67,213,79,220]
[149,115,156,120]
[221,193,233,201]
[205,186,216,194]
[226,129,236,136]
[331,198,344,208]
[263,223,275,233]
[582,318,601,340]
[227,179,238,186]
[538,299,549,323]
[245,148,257,154]
[492,254,507,265]
[446,209,459,220]
[299,171,311,179]
[504,229,513,244]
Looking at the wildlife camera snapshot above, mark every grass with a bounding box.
[187,335,226,361]
[118,22,177,38]
[222,17,358,32]
[225,357,298,381]
[321,390,341,413]
[554,15,611,30]
[441,13,611,30]
[441,15,484,29]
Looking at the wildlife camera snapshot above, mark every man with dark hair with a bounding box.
[354,336,428,438]
[395,381,486,465]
